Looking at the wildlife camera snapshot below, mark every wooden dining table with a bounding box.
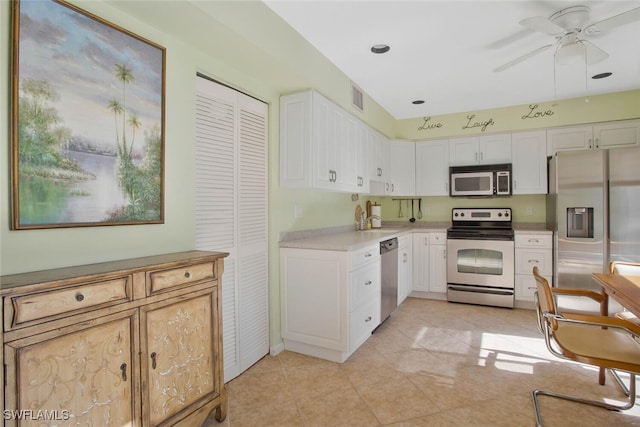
[592,273,640,318]
[591,272,640,385]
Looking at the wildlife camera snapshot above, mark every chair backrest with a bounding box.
[610,261,640,276]
[533,266,559,330]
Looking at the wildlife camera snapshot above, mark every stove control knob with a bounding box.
[454,213,459,217]
[498,213,502,217]
[505,211,510,217]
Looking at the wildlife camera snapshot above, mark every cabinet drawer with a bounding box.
[350,244,379,270]
[515,234,552,248]
[148,262,216,295]
[515,249,552,275]
[349,297,380,352]
[350,261,380,311]
[515,274,551,301]
[7,276,131,329]
[429,232,447,244]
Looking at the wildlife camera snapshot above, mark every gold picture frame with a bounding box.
[11,0,165,229]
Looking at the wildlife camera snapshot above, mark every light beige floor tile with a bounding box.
[357,378,440,424]
[285,362,354,400]
[227,369,293,408]
[224,399,303,427]
[296,388,380,426]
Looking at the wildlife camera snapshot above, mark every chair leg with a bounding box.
[610,369,631,397]
[532,374,636,427]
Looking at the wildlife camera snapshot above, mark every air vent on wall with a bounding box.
[351,81,364,112]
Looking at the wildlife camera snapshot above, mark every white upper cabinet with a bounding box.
[416,139,449,196]
[547,120,640,155]
[546,125,593,154]
[368,128,390,182]
[280,90,369,193]
[593,120,640,149]
[449,134,512,165]
[511,131,547,195]
[388,140,416,196]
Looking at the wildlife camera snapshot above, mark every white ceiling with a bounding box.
[264,0,640,119]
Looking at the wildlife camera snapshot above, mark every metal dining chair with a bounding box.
[531,266,640,427]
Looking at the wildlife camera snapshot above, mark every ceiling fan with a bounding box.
[494,5,640,72]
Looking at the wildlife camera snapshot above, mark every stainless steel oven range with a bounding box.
[446,208,515,308]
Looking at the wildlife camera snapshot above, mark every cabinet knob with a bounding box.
[184,271,191,279]
[364,280,372,286]
[75,293,84,302]
[365,316,372,322]
[365,253,372,258]
[120,363,127,381]
[151,352,157,369]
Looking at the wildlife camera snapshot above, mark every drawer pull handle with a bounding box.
[528,259,540,264]
[365,316,372,322]
[364,253,372,258]
[365,280,372,286]
[184,271,191,278]
[151,352,157,369]
[120,363,127,381]
[528,239,540,243]
[75,293,85,302]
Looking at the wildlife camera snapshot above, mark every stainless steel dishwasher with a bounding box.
[380,237,399,324]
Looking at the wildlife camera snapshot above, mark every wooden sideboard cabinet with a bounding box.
[0,250,228,426]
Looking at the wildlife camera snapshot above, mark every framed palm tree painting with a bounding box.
[11,0,165,229]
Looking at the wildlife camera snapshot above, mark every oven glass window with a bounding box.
[457,249,503,275]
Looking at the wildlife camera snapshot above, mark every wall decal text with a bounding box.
[462,114,495,132]
[522,104,554,120]
[418,116,443,131]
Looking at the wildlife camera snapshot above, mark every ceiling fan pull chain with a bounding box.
[583,41,590,103]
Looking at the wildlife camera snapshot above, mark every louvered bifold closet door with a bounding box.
[195,76,268,382]
[237,94,269,371]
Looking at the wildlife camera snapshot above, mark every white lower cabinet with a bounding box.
[412,232,447,296]
[515,232,553,303]
[280,245,380,362]
[398,234,413,305]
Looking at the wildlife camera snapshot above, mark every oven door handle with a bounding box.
[447,285,514,296]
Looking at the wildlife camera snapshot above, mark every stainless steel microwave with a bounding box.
[449,164,512,197]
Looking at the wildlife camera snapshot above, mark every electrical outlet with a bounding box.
[526,207,533,216]
[294,205,303,219]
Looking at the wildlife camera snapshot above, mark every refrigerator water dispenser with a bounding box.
[567,207,594,238]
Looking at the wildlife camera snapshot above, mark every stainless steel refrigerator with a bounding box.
[547,147,640,306]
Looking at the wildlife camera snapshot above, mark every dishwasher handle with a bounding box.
[380,238,398,254]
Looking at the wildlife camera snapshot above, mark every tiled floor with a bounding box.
[210,297,640,426]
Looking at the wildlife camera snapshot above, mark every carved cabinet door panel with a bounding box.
[4,311,138,426]
[140,291,218,425]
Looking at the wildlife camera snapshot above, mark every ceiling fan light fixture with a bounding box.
[370,44,390,54]
[555,42,584,65]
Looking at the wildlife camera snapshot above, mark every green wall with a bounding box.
[1,1,638,351]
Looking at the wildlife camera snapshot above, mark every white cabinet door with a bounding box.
[389,140,416,196]
[449,134,511,165]
[398,235,413,305]
[428,243,447,293]
[412,233,429,292]
[416,139,449,196]
[547,125,593,154]
[479,133,511,164]
[594,120,640,149]
[512,131,547,195]
[449,137,479,165]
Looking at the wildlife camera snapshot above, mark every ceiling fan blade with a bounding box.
[493,44,553,72]
[520,16,565,35]
[581,40,609,64]
[584,6,640,35]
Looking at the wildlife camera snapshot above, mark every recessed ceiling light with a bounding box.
[592,72,613,79]
[412,100,425,105]
[370,44,390,54]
